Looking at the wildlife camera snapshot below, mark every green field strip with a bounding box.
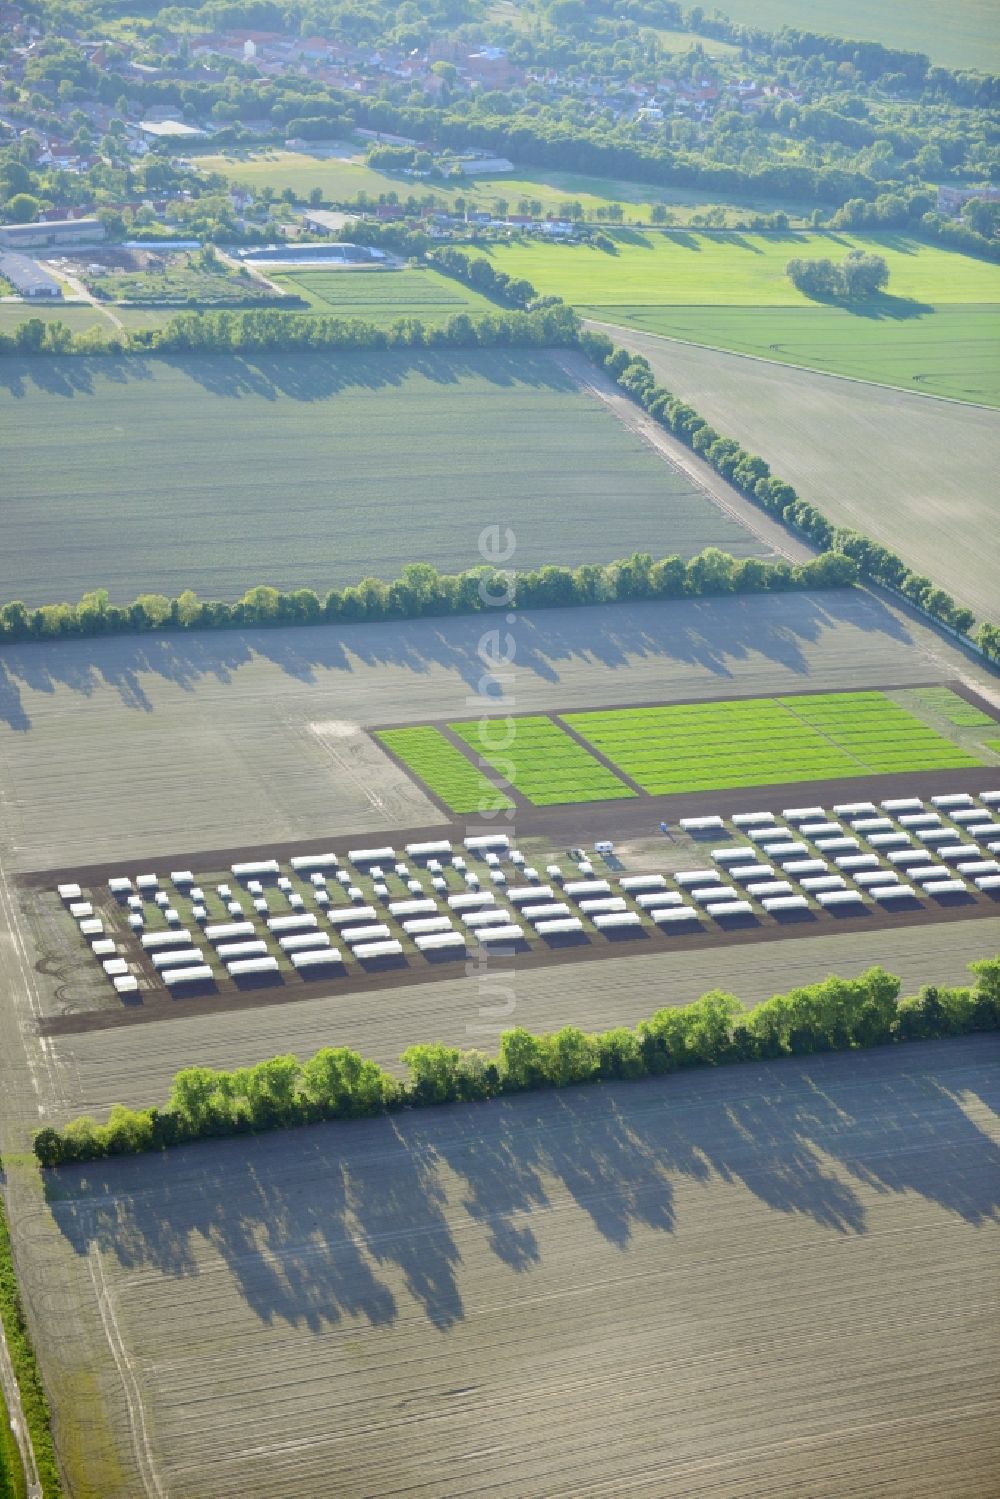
[564,691,984,794]
[450,716,636,805]
[912,689,998,728]
[270,267,494,326]
[376,726,514,815]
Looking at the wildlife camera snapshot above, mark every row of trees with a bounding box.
[580,332,997,655]
[786,250,889,299]
[33,958,1000,1165]
[0,302,580,359]
[0,550,856,644]
[430,247,541,310]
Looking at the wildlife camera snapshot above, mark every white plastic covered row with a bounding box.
[328,905,377,925]
[651,907,700,924]
[692,885,739,904]
[619,874,667,892]
[924,879,967,896]
[290,853,339,872]
[151,948,205,969]
[348,845,396,865]
[679,816,724,832]
[817,890,865,908]
[462,909,514,929]
[592,911,643,931]
[415,932,467,953]
[710,901,753,918]
[731,812,773,827]
[267,913,318,933]
[931,793,974,809]
[279,932,331,953]
[291,948,344,970]
[535,917,584,936]
[674,869,720,887]
[402,916,454,935]
[231,860,280,878]
[761,896,809,913]
[578,896,628,915]
[204,921,255,943]
[216,940,268,960]
[783,806,826,822]
[563,879,612,898]
[521,903,572,922]
[506,885,553,905]
[634,891,683,910]
[448,891,496,911]
[475,924,524,944]
[405,840,453,858]
[341,924,393,944]
[871,885,918,902]
[142,928,194,949]
[228,956,280,976]
[388,898,437,918]
[801,875,846,892]
[464,834,510,852]
[834,801,877,818]
[162,965,214,986]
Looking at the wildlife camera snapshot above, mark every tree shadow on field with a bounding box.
[0,590,916,730]
[48,1038,1000,1335]
[798,290,933,321]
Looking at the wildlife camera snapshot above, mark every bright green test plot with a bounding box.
[270,267,495,326]
[450,716,635,805]
[565,691,983,795]
[376,726,513,815]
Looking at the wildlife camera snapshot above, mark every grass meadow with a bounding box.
[477,231,1000,404]
[450,715,636,805]
[267,267,495,325]
[0,348,767,606]
[564,691,983,794]
[700,0,1000,72]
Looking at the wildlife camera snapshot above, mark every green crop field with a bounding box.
[705,0,1000,72]
[564,691,983,794]
[587,304,1000,407]
[0,348,766,606]
[450,715,636,805]
[267,267,494,325]
[375,727,513,814]
[912,688,997,729]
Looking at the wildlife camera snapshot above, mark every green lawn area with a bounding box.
[376,727,513,815]
[450,716,636,805]
[0,1381,27,1499]
[563,691,983,795]
[704,0,1000,72]
[588,304,1000,406]
[0,347,766,605]
[267,266,495,325]
[476,231,1000,307]
[199,150,815,225]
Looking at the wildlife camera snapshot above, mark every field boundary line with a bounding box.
[551,715,648,798]
[585,318,1000,412]
[89,1243,165,1499]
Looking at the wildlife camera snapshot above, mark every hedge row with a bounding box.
[580,331,999,657]
[0,1184,62,1494]
[33,958,1000,1167]
[0,549,856,644]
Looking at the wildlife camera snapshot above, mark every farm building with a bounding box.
[0,219,104,249]
[0,252,62,298]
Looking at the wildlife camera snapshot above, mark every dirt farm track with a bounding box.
[44,1038,1000,1498]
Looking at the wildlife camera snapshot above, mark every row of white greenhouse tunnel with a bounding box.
[56,791,1000,997]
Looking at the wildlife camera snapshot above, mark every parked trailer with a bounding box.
[463,834,510,852]
[462,908,515,929]
[228,957,280,977]
[402,916,455,935]
[534,918,584,937]
[342,924,393,945]
[291,948,344,970]
[507,885,554,905]
[215,940,268,961]
[347,846,396,866]
[761,896,809,913]
[476,925,525,944]
[231,860,280,879]
[563,879,612,898]
[290,853,339,872]
[266,913,318,933]
[142,929,194,949]
[204,921,255,943]
[651,907,700,924]
[619,875,667,892]
[162,965,215,986]
[151,948,205,969]
[816,890,865,908]
[355,940,404,960]
[415,932,467,953]
[448,891,496,911]
[521,903,572,922]
[592,911,643,931]
[279,933,332,953]
[328,905,377,925]
[388,898,437,918]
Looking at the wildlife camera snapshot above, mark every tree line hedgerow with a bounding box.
[579,331,1000,655]
[0,1184,63,1495]
[32,958,1000,1167]
[0,551,856,644]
